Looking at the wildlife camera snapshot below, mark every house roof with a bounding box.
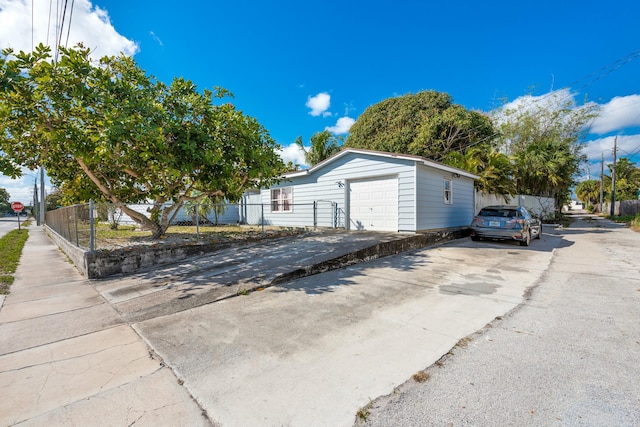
[284,148,479,180]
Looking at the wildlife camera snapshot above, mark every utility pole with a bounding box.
[610,137,617,217]
[34,181,39,226]
[599,152,604,213]
[40,167,45,225]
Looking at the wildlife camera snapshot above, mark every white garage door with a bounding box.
[348,176,398,231]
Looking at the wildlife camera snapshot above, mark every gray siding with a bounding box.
[241,151,477,232]
[252,153,417,230]
[415,165,475,230]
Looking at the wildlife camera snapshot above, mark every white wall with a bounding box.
[475,192,556,219]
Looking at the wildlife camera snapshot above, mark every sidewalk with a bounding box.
[0,226,210,426]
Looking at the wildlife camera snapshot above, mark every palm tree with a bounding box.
[295,130,342,166]
[604,158,640,201]
[183,192,227,225]
[443,145,515,198]
[575,180,600,206]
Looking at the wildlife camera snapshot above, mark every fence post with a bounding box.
[74,204,79,246]
[333,202,337,228]
[261,204,265,235]
[195,203,200,242]
[89,200,95,252]
[313,201,317,230]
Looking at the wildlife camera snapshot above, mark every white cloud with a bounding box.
[149,31,163,46]
[0,0,138,59]
[492,89,585,122]
[0,167,51,204]
[325,116,355,135]
[277,143,308,168]
[306,92,331,117]
[582,134,640,164]
[589,95,640,135]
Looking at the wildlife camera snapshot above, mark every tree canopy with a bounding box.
[493,93,598,210]
[575,179,601,207]
[0,187,9,211]
[606,157,640,201]
[0,44,286,237]
[345,90,495,160]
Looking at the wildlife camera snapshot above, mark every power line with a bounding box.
[430,49,640,162]
[64,0,76,49]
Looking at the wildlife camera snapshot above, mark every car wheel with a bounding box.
[519,231,531,247]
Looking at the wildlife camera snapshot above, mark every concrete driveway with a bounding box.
[134,232,560,426]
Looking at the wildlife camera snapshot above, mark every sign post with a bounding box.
[11,201,24,232]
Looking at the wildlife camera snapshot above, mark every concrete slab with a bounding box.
[0,325,161,426]
[0,287,105,322]
[17,369,211,427]
[93,230,421,323]
[135,235,558,426]
[0,302,123,355]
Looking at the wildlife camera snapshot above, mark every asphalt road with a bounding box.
[357,214,640,426]
[0,216,22,238]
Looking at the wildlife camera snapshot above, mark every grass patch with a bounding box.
[0,228,30,294]
[92,223,302,249]
[412,370,430,383]
[604,214,640,232]
[456,336,473,348]
[356,399,373,422]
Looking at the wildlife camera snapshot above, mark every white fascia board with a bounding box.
[281,148,479,180]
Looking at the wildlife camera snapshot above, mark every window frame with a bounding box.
[443,178,453,204]
[271,186,293,212]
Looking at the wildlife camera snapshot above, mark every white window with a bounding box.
[444,178,452,204]
[271,187,293,212]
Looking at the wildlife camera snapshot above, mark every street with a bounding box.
[0,215,22,238]
[359,214,640,426]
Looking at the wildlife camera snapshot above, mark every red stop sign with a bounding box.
[11,201,24,212]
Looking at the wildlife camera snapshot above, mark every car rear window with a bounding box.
[479,209,517,217]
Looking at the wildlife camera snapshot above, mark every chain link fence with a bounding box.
[45,200,342,251]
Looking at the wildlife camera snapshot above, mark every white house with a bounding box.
[240,148,478,233]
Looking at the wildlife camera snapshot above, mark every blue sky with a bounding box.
[1,0,639,202]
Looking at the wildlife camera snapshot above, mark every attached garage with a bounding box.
[348,176,398,231]
[242,148,478,233]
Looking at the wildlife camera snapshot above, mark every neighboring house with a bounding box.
[240,148,478,233]
[109,202,240,226]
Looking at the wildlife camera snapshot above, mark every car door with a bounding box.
[521,207,541,238]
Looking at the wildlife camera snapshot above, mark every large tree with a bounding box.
[0,44,285,237]
[605,158,640,201]
[294,130,342,166]
[575,179,601,207]
[493,93,597,211]
[0,187,9,211]
[345,90,495,160]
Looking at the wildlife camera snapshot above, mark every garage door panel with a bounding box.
[349,177,398,231]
